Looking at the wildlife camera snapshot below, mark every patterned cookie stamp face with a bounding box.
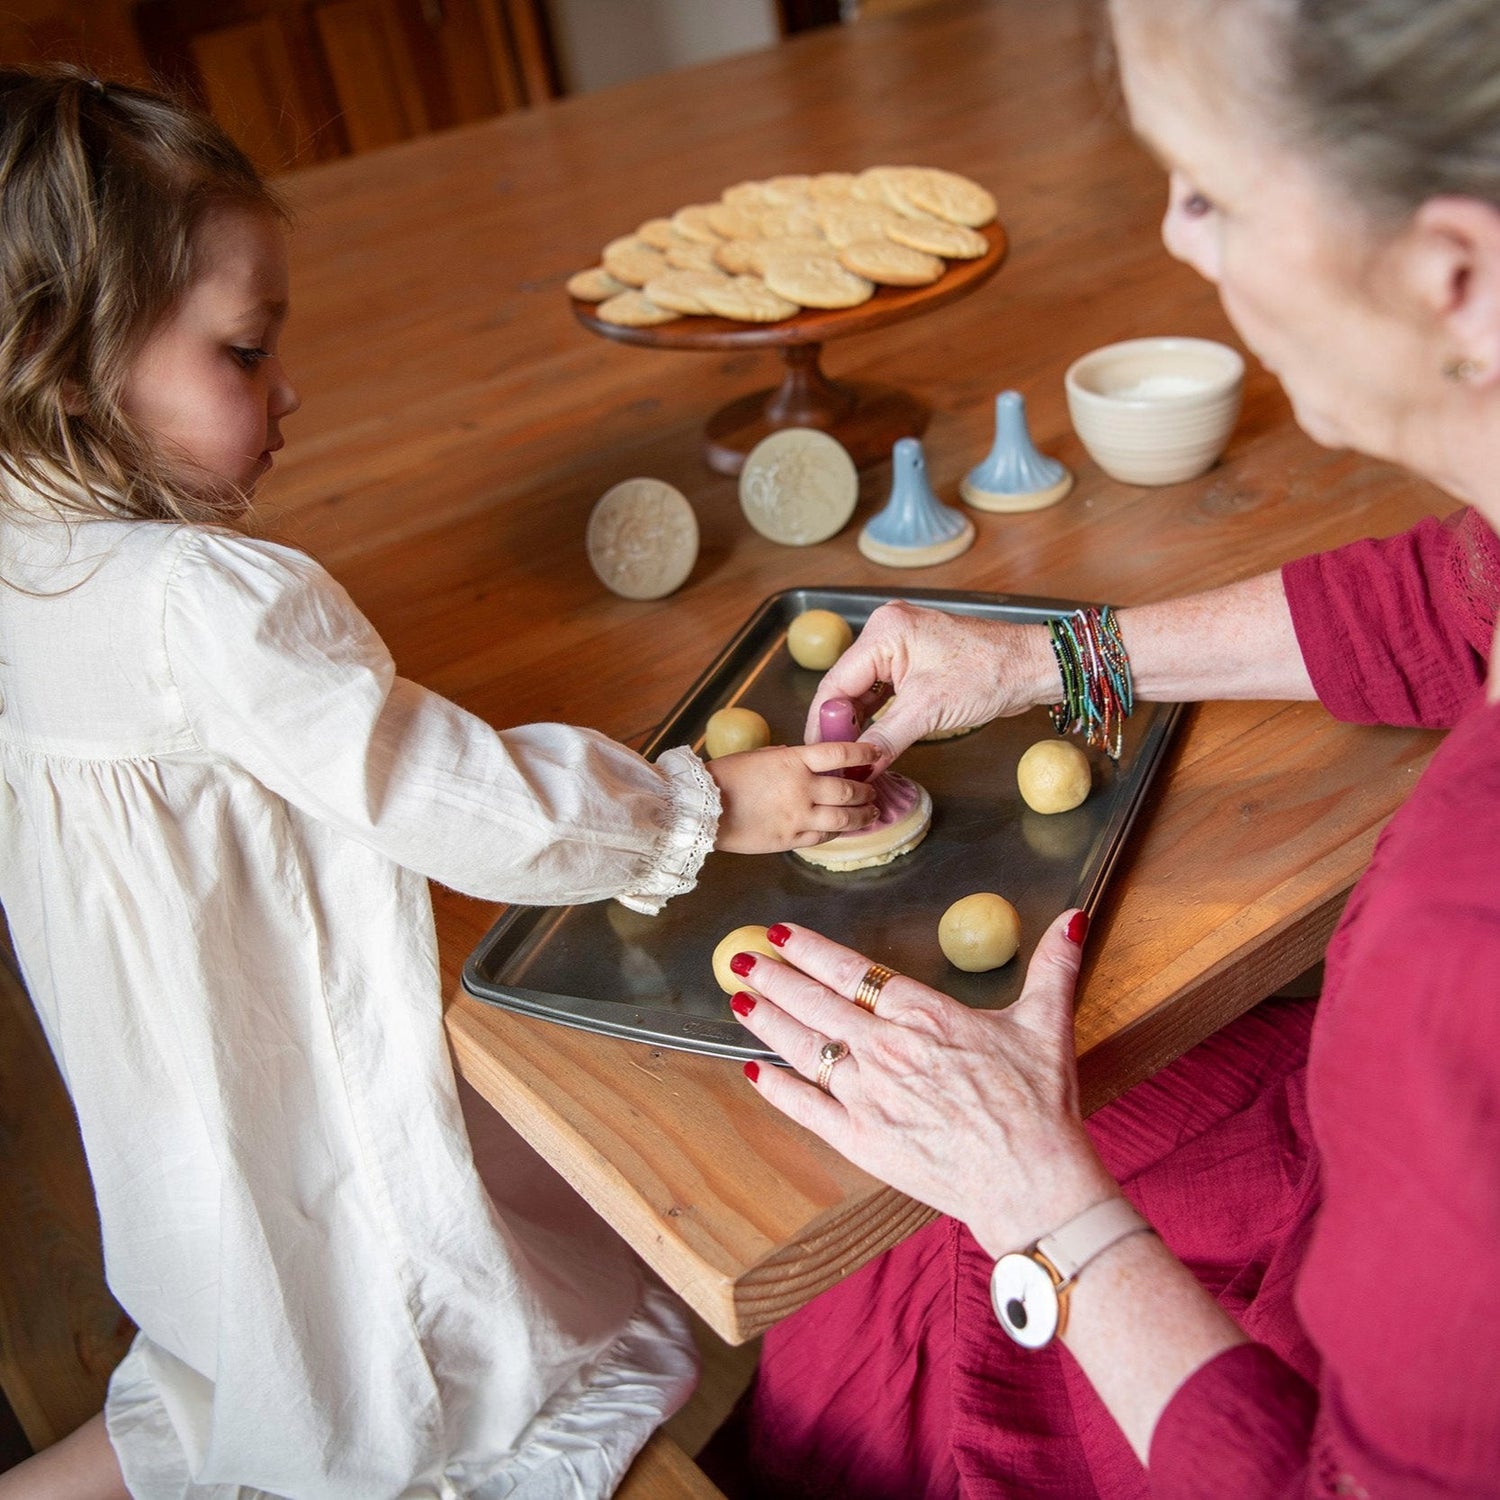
[738,429,859,546]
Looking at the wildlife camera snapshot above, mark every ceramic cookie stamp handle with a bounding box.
[858,437,976,569]
[819,696,862,744]
[817,696,874,781]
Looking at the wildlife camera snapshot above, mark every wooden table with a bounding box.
[268,0,1446,1345]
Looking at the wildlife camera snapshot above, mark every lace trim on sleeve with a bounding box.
[615,746,721,914]
[1445,507,1500,659]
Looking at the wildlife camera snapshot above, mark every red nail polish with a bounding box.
[1065,910,1090,945]
[730,991,757,1016]
[845,764,872,782]
[743,1061,760,1083]
[766,923,791,948]
[729,952,755,978]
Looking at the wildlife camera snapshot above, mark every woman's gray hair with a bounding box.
[1265,0,1500,216]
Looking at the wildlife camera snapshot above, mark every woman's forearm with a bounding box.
[1058,1227,1247,1462]
[1116,570,1316,704]
[1000,570,1316,722]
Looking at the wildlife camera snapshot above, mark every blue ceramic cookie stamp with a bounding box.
[858,437,976,568]
[961,390,1074,512]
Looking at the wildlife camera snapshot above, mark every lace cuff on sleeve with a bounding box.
[615,746,721,914]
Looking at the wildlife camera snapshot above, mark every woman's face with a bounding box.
[1109,0,1438,465]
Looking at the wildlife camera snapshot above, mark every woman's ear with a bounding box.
[1406,195,1500,387]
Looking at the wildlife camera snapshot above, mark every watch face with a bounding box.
[989,1253,1061,1349]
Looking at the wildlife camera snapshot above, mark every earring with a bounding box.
[1443,356,1484,383]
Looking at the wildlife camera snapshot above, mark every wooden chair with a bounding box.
[132,0,561,171]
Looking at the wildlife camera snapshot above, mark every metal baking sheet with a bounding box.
[462,587,1182,1060]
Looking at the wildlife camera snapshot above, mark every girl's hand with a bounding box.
[708,741,879,854]
[806,603,1058,776]
[729,913,1119,1258]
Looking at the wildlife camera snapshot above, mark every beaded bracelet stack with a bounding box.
[1047,605,1134,760]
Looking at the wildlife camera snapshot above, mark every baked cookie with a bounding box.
[670,204,723,244]
[756,203,823,239]
[762,254,875,310]
[643,268,731,315]
[635,217,677,249]
[760,173,815,205]
[595,290,682,327]
[816,200,902,248]
[567,266,630,302]
[807,170,859,200]
[721,180,771,210]
[697,274,800,323]
[601,235,669,287]
[895,166,997,228]
[706,201,765,240]
[886,214,989,259]
[664,239,720,272]
[838,237,944,287]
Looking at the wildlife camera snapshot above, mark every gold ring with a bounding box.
[814,1039,850,1094]
[854,962,896,1014]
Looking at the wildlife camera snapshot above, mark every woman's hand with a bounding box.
[729,913,1119,1258]
[805,603,1058,775]
[708,741,879,854]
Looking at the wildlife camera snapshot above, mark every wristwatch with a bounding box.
[990,1197,1152,1349]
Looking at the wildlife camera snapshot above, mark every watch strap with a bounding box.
[1033,1197,1150,1287]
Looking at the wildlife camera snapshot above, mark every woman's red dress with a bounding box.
[703,510,1500,1498]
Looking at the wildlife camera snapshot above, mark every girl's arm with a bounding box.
[161,532,872,912]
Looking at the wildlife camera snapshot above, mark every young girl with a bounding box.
[0,68,877,1500]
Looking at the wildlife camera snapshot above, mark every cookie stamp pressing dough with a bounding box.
[794,696,932,871]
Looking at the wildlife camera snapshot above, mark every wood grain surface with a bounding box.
[254,0,1450,1344]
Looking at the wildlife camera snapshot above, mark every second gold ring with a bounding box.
[854,962,896,1014]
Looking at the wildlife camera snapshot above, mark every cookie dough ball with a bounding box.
[705,706,772,759]
[711,924,785,996]
[787,609,854,670]
[1016,739,1092,815]
[939,893,1022,973]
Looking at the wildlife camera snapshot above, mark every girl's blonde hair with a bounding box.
[0,65,288,524]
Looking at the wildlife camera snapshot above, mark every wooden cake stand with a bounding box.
[572,223,1008,475]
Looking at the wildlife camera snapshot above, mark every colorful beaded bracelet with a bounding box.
[1047,605,1134,760]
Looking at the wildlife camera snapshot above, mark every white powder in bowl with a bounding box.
[1111,374,1209,400]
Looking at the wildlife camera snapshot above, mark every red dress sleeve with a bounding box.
[1149,1343,1314,1496]
[1281,509,1497,728]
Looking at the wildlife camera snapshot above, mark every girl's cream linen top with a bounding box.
[0,503,714,1498]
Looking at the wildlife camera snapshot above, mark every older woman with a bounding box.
[704,1,1500,1496]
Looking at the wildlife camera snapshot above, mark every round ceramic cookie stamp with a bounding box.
[586,478,699,600]
[739,428,859,545]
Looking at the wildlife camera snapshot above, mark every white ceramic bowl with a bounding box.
[1064,337,1244,486]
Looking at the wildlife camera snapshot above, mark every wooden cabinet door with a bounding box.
[134,0,559,173]
[0,0,151,80]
